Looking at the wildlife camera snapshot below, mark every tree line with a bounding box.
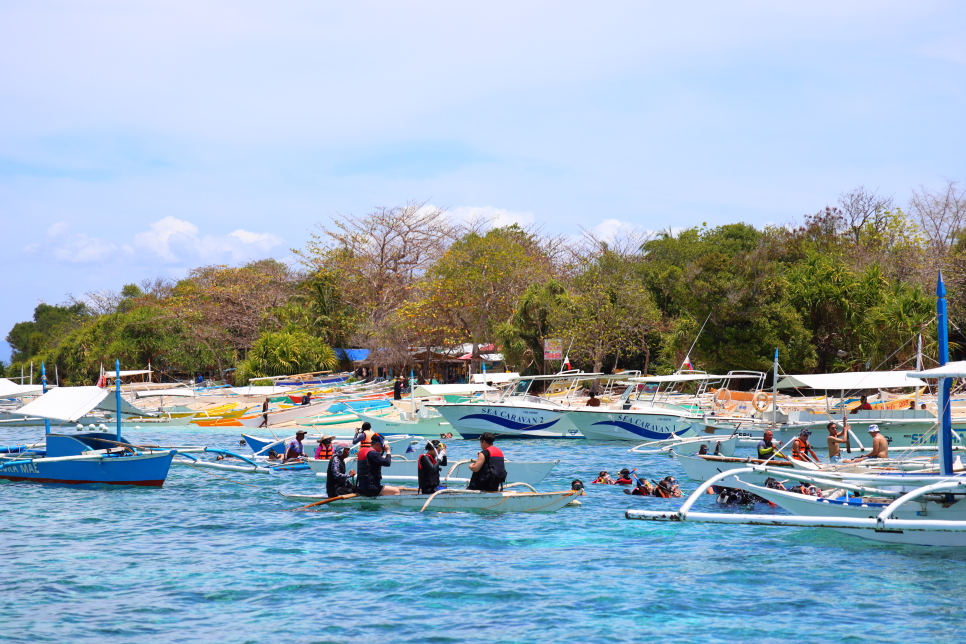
[4,181,966,386]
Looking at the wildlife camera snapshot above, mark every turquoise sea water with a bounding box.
[2,425,965,643]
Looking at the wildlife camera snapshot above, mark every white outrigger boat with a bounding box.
[279,484,580,513]
[355,383,501,439]
[627,273,966,547]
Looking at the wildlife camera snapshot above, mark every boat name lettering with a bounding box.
[481,408,545,424]
[615,415,677,433]
[6,463,40,474]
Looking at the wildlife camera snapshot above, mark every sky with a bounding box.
[2,1,965,362]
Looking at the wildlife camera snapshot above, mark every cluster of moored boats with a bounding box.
[3,274,966,542]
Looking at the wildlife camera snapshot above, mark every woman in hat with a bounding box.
[315,435,336,459]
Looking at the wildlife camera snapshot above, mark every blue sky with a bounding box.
[2,1,965,362]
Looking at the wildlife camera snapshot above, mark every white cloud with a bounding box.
[51,233,117,263]
[593,218,639,242]
[133,216,200,261]
[46,221,69,237]
[446,205,536,228]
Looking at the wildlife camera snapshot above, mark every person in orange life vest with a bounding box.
[467,432,507,492]
[593,471,615,484]
[315,435,336,459]
[791,429,819,462]
[417,440,448,494]
[356,433,400,497]
[353,422,375,449]
[283,430,308,463]
[614,468,633,485]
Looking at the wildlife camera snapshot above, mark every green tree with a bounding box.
[235,330,339,384]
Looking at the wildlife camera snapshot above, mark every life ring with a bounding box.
[713,388,732,405]
[752,392,771,412]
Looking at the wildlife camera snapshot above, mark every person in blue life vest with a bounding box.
[467,433,507,492]
[356,433,400,497]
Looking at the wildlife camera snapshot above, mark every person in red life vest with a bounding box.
[352,422,375,449]
[593,471,615,484]
[417,440,448,494]
[326,442,355,498]
[467,433,507,492]
[283,430,307,463]
[314,435,335,459]
[614,468,633,485]
[356,433,400,497]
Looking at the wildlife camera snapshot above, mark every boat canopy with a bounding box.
[776,371,926,390]
[908,361,966,378]
[470,372,519,384]
[226,386,294,395]
[135,388,196,398]
[413,384,496,397]
[628,374,724,383]
[10,386,147,422]
[104,369,153,378]
[0,378,45,398]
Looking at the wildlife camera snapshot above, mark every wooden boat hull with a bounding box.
[280,489,579,512]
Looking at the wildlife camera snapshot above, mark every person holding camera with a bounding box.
[417,440,448,494]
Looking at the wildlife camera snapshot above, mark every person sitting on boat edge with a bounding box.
[593,471,615,484]
[756,430,787,461]
[315,435,335,459]
[585,391,601,407]
[417,440,448,494]
[614,468,633,485]
[326,441,356,497]
[791,429,820,463]
[467,432,507,492]
[301,391,313,406]
[851,394,873,414]
[283,430,308,463]
[353,422,375,449]
[846,425,889,462]
[356,433,400,497]
[826,421,849,462]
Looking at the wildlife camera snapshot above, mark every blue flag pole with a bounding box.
[41,362,51,436]
[937,273,954,475]
[115,359,123,443]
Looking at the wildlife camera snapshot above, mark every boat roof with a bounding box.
[413,384,496,397]
[10,386,148,422]
[135,388,196,398]
[512,372,604,381]
[0,378,45,398]
[908,361,966,378]
[226,386,294,395]
[104,369,153,378]
[776,371,926,390]
[628,374,724,383]
[470,372,518,384]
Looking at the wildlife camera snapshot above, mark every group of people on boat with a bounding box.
[755,423,889,464]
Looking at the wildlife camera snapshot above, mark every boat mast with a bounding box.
[771,348,778,424]
[937,273,954,475]
[41,362,50,436]
[115,359,123,443]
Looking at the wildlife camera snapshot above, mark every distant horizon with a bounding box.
[3,1,964,362]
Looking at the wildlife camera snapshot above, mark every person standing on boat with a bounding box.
[791,429,820,462]
[417,440,448,494]
[283,430,308,463]
[826,421,850,462]
[326,441,356,497]
[756,430,787,461]
[356,434,400,497]
[393,376,404,401]
[353,422,375,449]
[259,397,270,428]
[847,425,889,462]
[467,433,507,492]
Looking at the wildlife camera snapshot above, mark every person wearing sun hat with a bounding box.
[314,435,336,459]
[848,424,889,462]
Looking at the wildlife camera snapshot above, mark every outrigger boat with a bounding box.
[626,273,966,547]
[279,484,580,512]
[0,362,174,486]
[305,455,559,486]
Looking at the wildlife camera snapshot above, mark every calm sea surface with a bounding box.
[2,425,964,643]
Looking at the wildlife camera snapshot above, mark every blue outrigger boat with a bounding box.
[0,361,174,487]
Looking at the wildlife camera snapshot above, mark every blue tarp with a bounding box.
[335,348,370,362]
